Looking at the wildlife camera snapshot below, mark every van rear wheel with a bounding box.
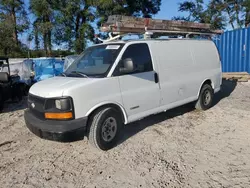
[195,84,214,110]
[88,107,122,150]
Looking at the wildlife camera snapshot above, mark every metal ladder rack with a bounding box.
[97,15,223,43]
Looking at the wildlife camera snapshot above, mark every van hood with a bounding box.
[29,76,96,98]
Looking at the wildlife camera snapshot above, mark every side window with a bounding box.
[120,43,153,74]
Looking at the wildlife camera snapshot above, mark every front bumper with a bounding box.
[24,109,88,142]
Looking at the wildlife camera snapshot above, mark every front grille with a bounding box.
[28,94,45,106]
[28,94,46,119]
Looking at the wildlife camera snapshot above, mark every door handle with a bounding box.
[154,72,159,83]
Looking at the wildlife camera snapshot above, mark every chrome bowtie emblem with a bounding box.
[31,103,35,108]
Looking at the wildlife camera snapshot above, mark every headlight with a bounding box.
[44,97,74,120]
[55,100,61,109]
[54,98,71,110]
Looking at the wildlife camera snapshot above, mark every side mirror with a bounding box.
[0,72,10,83]
[119,58,134,74]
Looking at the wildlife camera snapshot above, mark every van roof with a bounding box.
[90,38,213,48]
[97,38,212,45]
[126,38,210,42]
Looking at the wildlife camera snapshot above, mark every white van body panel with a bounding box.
[85,101,128,123]
[29,77,82,98]
[190,41,222,94]
[29,77,104,98]
[29,77,125,120]
[63,77,123,119]
[28,39,222,124]
[148,40,221,110]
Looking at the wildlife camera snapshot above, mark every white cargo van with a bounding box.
[24,39,222,150]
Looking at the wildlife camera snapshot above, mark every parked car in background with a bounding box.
[0,57,26,111]
[8,59,34,87]
[24,39,222,150]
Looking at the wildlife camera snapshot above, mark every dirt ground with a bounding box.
[0,80,250,188]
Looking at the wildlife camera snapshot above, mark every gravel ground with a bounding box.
[0,80,250,188]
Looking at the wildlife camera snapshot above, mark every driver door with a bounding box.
[115,43,161,122]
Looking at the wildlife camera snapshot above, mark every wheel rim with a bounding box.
[101,117,117,142]
[203,90,211,106]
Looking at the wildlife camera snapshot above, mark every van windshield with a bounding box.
[65,44,124,77]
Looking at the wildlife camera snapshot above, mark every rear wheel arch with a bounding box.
[195,83,214,110]
[198,79,214,97]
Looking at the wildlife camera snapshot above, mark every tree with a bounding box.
[95,0,161,27]
[53,0,161,53]
[176,0,250,29]
[0,0,29,55]
[30,0,54,56]
[2,0,161,56]
[208,0,235,29]
[51,0,95,53]
[211,0,250,28]
[243,0,250,27]
[0,13,16,55]
[209,0,243,29]
[173,0,226,30]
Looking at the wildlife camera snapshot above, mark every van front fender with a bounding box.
[85,101,128,124]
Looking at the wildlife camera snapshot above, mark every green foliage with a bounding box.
[95,0,161,26]
[175,0,250,29]
[53,0,161,53]
[28,49,74,58]
[0,0,162,57]
[242,0,250,26]
[173,0,226,30]
[30,0,54,56]
[0,0,29,55]
[52,0,96,53]
[0,0,29,34]
[1,0,250,58]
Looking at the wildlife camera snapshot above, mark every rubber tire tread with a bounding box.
[0,92,3,112]
[88,107,121,151]
[195,84,214,111]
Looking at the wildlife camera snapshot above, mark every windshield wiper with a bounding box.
[70,71,89,78]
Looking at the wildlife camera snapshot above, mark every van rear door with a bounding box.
[115,43,160,122]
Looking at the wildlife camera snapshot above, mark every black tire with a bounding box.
[0,92,4,112]
[195,84,214,110]
[24,85,30,96]
[16,84,23,101]
[11,84,22,102]
[88,107,122,150]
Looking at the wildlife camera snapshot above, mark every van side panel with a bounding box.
[190,41,222,94]
[150,40,200,107]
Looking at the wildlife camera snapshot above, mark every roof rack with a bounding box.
[98,15,223,43]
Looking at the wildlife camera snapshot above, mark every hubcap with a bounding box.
[203,90,211,106]
[101,117,117,142]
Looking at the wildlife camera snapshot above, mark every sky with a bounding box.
[20,0,211,50]
[154,0,209,19]
[154,0,186,20]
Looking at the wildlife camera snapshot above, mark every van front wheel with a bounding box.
[195,84,214,110]
[88,107,122,150]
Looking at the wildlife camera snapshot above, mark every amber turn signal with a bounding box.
[45,112,73,120]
